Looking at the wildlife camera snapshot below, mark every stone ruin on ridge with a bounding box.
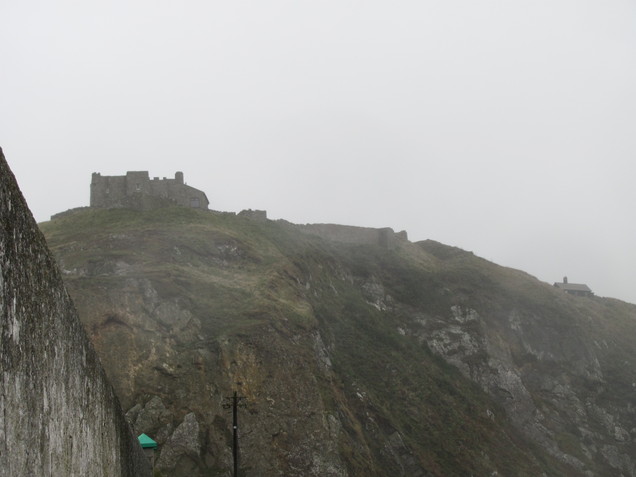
[90,171,209,211]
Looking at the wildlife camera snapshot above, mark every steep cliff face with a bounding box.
[0,150,151,477]
[394,241,636,476]
[40,206,636,476]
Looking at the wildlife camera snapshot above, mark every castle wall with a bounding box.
[0,149,151,477]
[238,209,268,220]
[125,171,151,197]
[91,171,208,210]
[149,178,208,209]
[91,173,127,208]
[296,223,408,250]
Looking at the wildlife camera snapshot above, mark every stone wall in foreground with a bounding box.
[0,148,151,477]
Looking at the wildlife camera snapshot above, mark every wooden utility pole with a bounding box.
[224,390,246,477]
[232,391,239,476]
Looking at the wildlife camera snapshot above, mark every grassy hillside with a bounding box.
[40,207,636,476]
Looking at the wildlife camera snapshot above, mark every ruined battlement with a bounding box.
[90,171,209,211]
[295,223,408,250]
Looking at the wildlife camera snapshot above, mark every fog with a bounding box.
[2,1,635,303]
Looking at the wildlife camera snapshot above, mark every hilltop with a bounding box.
[40,206,636,476]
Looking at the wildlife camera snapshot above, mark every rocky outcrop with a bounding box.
[412,241,636,476]
[156,412,201,472]
[0,149,150,477]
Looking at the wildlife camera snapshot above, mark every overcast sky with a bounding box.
[2,1,635,303]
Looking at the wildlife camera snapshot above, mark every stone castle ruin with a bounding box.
[91,171,209,211]
[88,170,409,250]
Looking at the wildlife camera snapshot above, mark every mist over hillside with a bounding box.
[39,206,636,476]
[7,1,636,305]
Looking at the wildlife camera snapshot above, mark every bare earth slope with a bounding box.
[40,207,636,476]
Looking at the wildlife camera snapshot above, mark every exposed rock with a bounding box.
[415,289,636,475]
[312,330,333,371]
[156,412,201,474]
[133,395,171,436]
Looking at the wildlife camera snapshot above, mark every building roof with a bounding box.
[554,282,592,293]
